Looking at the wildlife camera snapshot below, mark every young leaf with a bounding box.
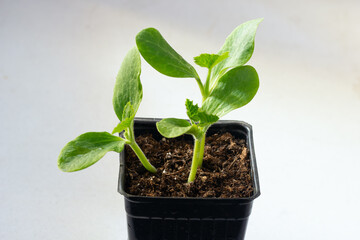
[122,102,135,120]
[112,102,135,134]
[113,47,142,121]
[193,52,229,69]
[136,28,199,79]
[112,118,132,134]
[156,118,192,138]
[197,111,219,126]
[185,99,219,126]
[185,99,200,122]
[201,65,259,117]
[58,132,126,172]
[210,18,263,88]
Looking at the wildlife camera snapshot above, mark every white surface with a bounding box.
[1,0,360,239]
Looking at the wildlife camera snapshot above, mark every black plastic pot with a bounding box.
[118,118,260,240]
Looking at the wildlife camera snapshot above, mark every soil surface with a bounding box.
[125,132,253,198]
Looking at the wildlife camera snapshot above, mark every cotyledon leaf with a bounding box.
[210,18,263,88]
[58,132,126,172]
[113,47,142,121]
[136,28,199,79]
[156,118,192,138]
[201,65,259,117]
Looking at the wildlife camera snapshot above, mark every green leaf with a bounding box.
[122,102,135,120]
[210,18,263,88]
[156,118,192,138]
[113,47,142,121]
[58,132,125,172]
[193,52,229,69]
[136,28,199,79]
[112,102,135,134]
[185,99,219,126]
[201,65,259,117]
[185,99,200,122]
[112,118,132,134]
[197,111,219,126]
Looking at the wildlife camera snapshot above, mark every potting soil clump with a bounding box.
[125,132,253,198]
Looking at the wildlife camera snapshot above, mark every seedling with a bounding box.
[58,47,156,173]
[136,18,262,182]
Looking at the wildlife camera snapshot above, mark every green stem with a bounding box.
[195,76,206,102]
[196,133,206,168]
[203,68,212,101]
[126,122,157,173]
[129,141,157,173]
[188,136,205,183]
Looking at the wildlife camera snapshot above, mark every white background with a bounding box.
[1,0,360,239]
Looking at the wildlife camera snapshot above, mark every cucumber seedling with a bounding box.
[136,18,262,182]
[58,47,156,173]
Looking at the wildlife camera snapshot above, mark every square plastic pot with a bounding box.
[118,118,260,240]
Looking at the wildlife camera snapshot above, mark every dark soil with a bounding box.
[125,132,253,198]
